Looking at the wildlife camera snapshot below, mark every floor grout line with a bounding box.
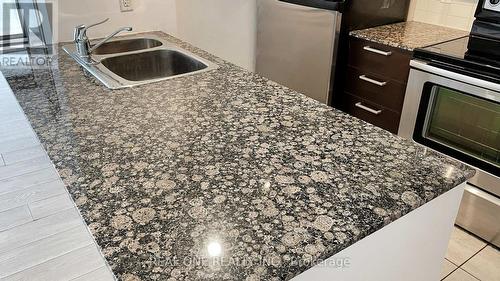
[456,243,489,268]
[459,267,482,281]
[456,244,489,281]
[0,160,55,181]
[0,205,33,232]
[31,205,76,221]
[0,143,44,155]
[0,154,50,166]
[442,225,496,281]
[0,206,76,234]
[0,242,95,279]
[0,224,83,256]
[0,144,45,159]
[0,178,63,197]
[0,168,60,194]
[26,203,34,220]
[30,190,69,205]
[0,204,29,216]
[441,266,458,281]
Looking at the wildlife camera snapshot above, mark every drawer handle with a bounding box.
[355,102,382,115]
[359,75,387,86]
[363,46,392,56]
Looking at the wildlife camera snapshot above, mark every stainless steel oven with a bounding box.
[399,59,500,247]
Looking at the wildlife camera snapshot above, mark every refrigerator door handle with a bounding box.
[278,0,345,11]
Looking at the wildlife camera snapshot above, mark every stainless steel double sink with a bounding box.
[62,35,218,89]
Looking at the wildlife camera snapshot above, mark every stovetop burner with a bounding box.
[414,36,500,84]
[413,0,500,85]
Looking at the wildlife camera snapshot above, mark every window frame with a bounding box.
[0,0,28,42]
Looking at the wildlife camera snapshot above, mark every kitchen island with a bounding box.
[1,32,475,280]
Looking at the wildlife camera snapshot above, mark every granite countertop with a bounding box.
[350,21,469,51]
[2,32,474,281]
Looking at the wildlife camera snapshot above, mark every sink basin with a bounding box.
[62,35,218,89]
[91,38,162,55]
[101,49,208,81]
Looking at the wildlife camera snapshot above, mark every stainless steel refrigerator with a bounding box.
[256,0,410,105]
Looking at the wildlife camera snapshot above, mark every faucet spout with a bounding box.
[89,27,133,54]
[73,19,132,60]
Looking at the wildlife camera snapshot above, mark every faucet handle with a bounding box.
[73,24,86,42]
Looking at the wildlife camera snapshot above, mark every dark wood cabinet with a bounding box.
[341,36,412,134]
[343,93,402,133]
[345,66,407,113]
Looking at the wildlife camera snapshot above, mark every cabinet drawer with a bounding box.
[348,37,411,83]
[345,66,407,113]
[343,93,401,134]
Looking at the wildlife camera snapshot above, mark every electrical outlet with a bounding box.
[119,0,133,12]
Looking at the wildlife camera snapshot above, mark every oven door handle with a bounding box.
[410,60,500,95]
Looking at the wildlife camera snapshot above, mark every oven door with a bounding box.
[414,80,499,177]
[400,60,500,177]
[400,60,500,247]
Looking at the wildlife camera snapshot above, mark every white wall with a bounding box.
[54,0,256,71]
[56,0,177,42]
[407,0,478,31]
[175,0,256,71]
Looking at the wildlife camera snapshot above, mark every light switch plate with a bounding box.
[119,0,133,12]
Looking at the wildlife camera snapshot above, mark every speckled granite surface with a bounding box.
[2,32,474,281]
[350,21,469,51]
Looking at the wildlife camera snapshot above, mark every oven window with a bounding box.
[423,85,499,170]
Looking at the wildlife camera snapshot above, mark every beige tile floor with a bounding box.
[441,226,500,281]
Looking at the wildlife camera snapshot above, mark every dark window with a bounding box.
[414,83,500,176]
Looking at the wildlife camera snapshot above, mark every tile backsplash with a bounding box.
[408,0,479,31]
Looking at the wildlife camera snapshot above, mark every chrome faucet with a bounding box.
[73,18,132,60]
